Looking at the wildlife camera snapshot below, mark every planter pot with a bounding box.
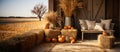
[65,17,71,26]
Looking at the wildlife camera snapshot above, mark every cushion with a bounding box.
[86,20,96,30]
[79,20,87,30]
[94,23,104,31]
[101,19,112,30]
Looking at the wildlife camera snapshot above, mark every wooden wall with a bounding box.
[106,0,119,38]
[50,0,120,38]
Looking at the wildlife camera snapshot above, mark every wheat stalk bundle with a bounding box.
[59,0,77,17]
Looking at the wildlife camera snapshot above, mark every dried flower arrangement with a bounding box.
[59,0,78,17]
[45,11,58,24]
[59,0,78,26]
[45,11,63,29]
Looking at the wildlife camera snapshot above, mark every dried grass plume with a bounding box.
[45,11,58,24]
[59,0,78,17]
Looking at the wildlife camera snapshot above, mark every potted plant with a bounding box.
[59,0,77,26]
[45,11,62,29]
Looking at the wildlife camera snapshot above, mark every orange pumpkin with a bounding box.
[70,36,75,40]
[58,35,61,38]
[45,37,51,42]
[67,26,71,29]
[64,26,68,29]
[45,23,50,29]
[52,38,57,42]
[70,39,75,44]
[103,31,107,36]
[61,35,66,39]
[58,37,65,43]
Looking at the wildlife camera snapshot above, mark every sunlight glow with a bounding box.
[0,0,48,17]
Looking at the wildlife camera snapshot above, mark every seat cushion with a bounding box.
[94,23,104,31]
[79,20,87,30]
[86,20,96,30]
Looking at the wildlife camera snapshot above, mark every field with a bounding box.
[0,18,48,40]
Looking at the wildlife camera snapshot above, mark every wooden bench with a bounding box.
[81,30,114,41]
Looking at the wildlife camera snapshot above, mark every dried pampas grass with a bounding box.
[45,11,58,24]
[59,0,77,17]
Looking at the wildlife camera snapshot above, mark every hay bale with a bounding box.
[24,29,44,45]
[0,31,18,41]
[61,29,77,39]
[0,35,22,52]
[35,30,44,45]
[0,29,45,52]
[44,29,61,38]
[19,31,36,52]
[98,35,115,49]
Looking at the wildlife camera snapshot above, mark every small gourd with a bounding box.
[67,26,71,29]
[102,31,108,36]
[52,38,57,42]
[64,26,68,29]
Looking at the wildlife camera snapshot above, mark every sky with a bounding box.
[0,0,48,17]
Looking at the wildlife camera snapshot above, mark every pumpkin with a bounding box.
[58,35,61,38]
[45,23,50,29]
[102,31,107,36]
[70,36,75,40]
[61,35,65,39]
[45,37,51,42]
[70,39,75,44]
[52,38,57,42]
[58,37,65,43]
[67,26,71,29]
[64,26,68,29]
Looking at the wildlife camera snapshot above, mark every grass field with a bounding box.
[0,18,48,40]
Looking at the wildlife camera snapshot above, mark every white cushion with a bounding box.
[86,20,96,30]
[79,20,87,30]
[101,19,112,30]
[94,23,104,31]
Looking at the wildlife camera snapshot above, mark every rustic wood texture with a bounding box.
[106,0,119,38]
[48,0,54,11]
[53,0,120,38]
[119,0,120,37]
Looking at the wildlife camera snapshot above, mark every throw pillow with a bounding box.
[86,20,96,30]
[94,23,104,31]
[79,20,87,30]
[101,19,112,30]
